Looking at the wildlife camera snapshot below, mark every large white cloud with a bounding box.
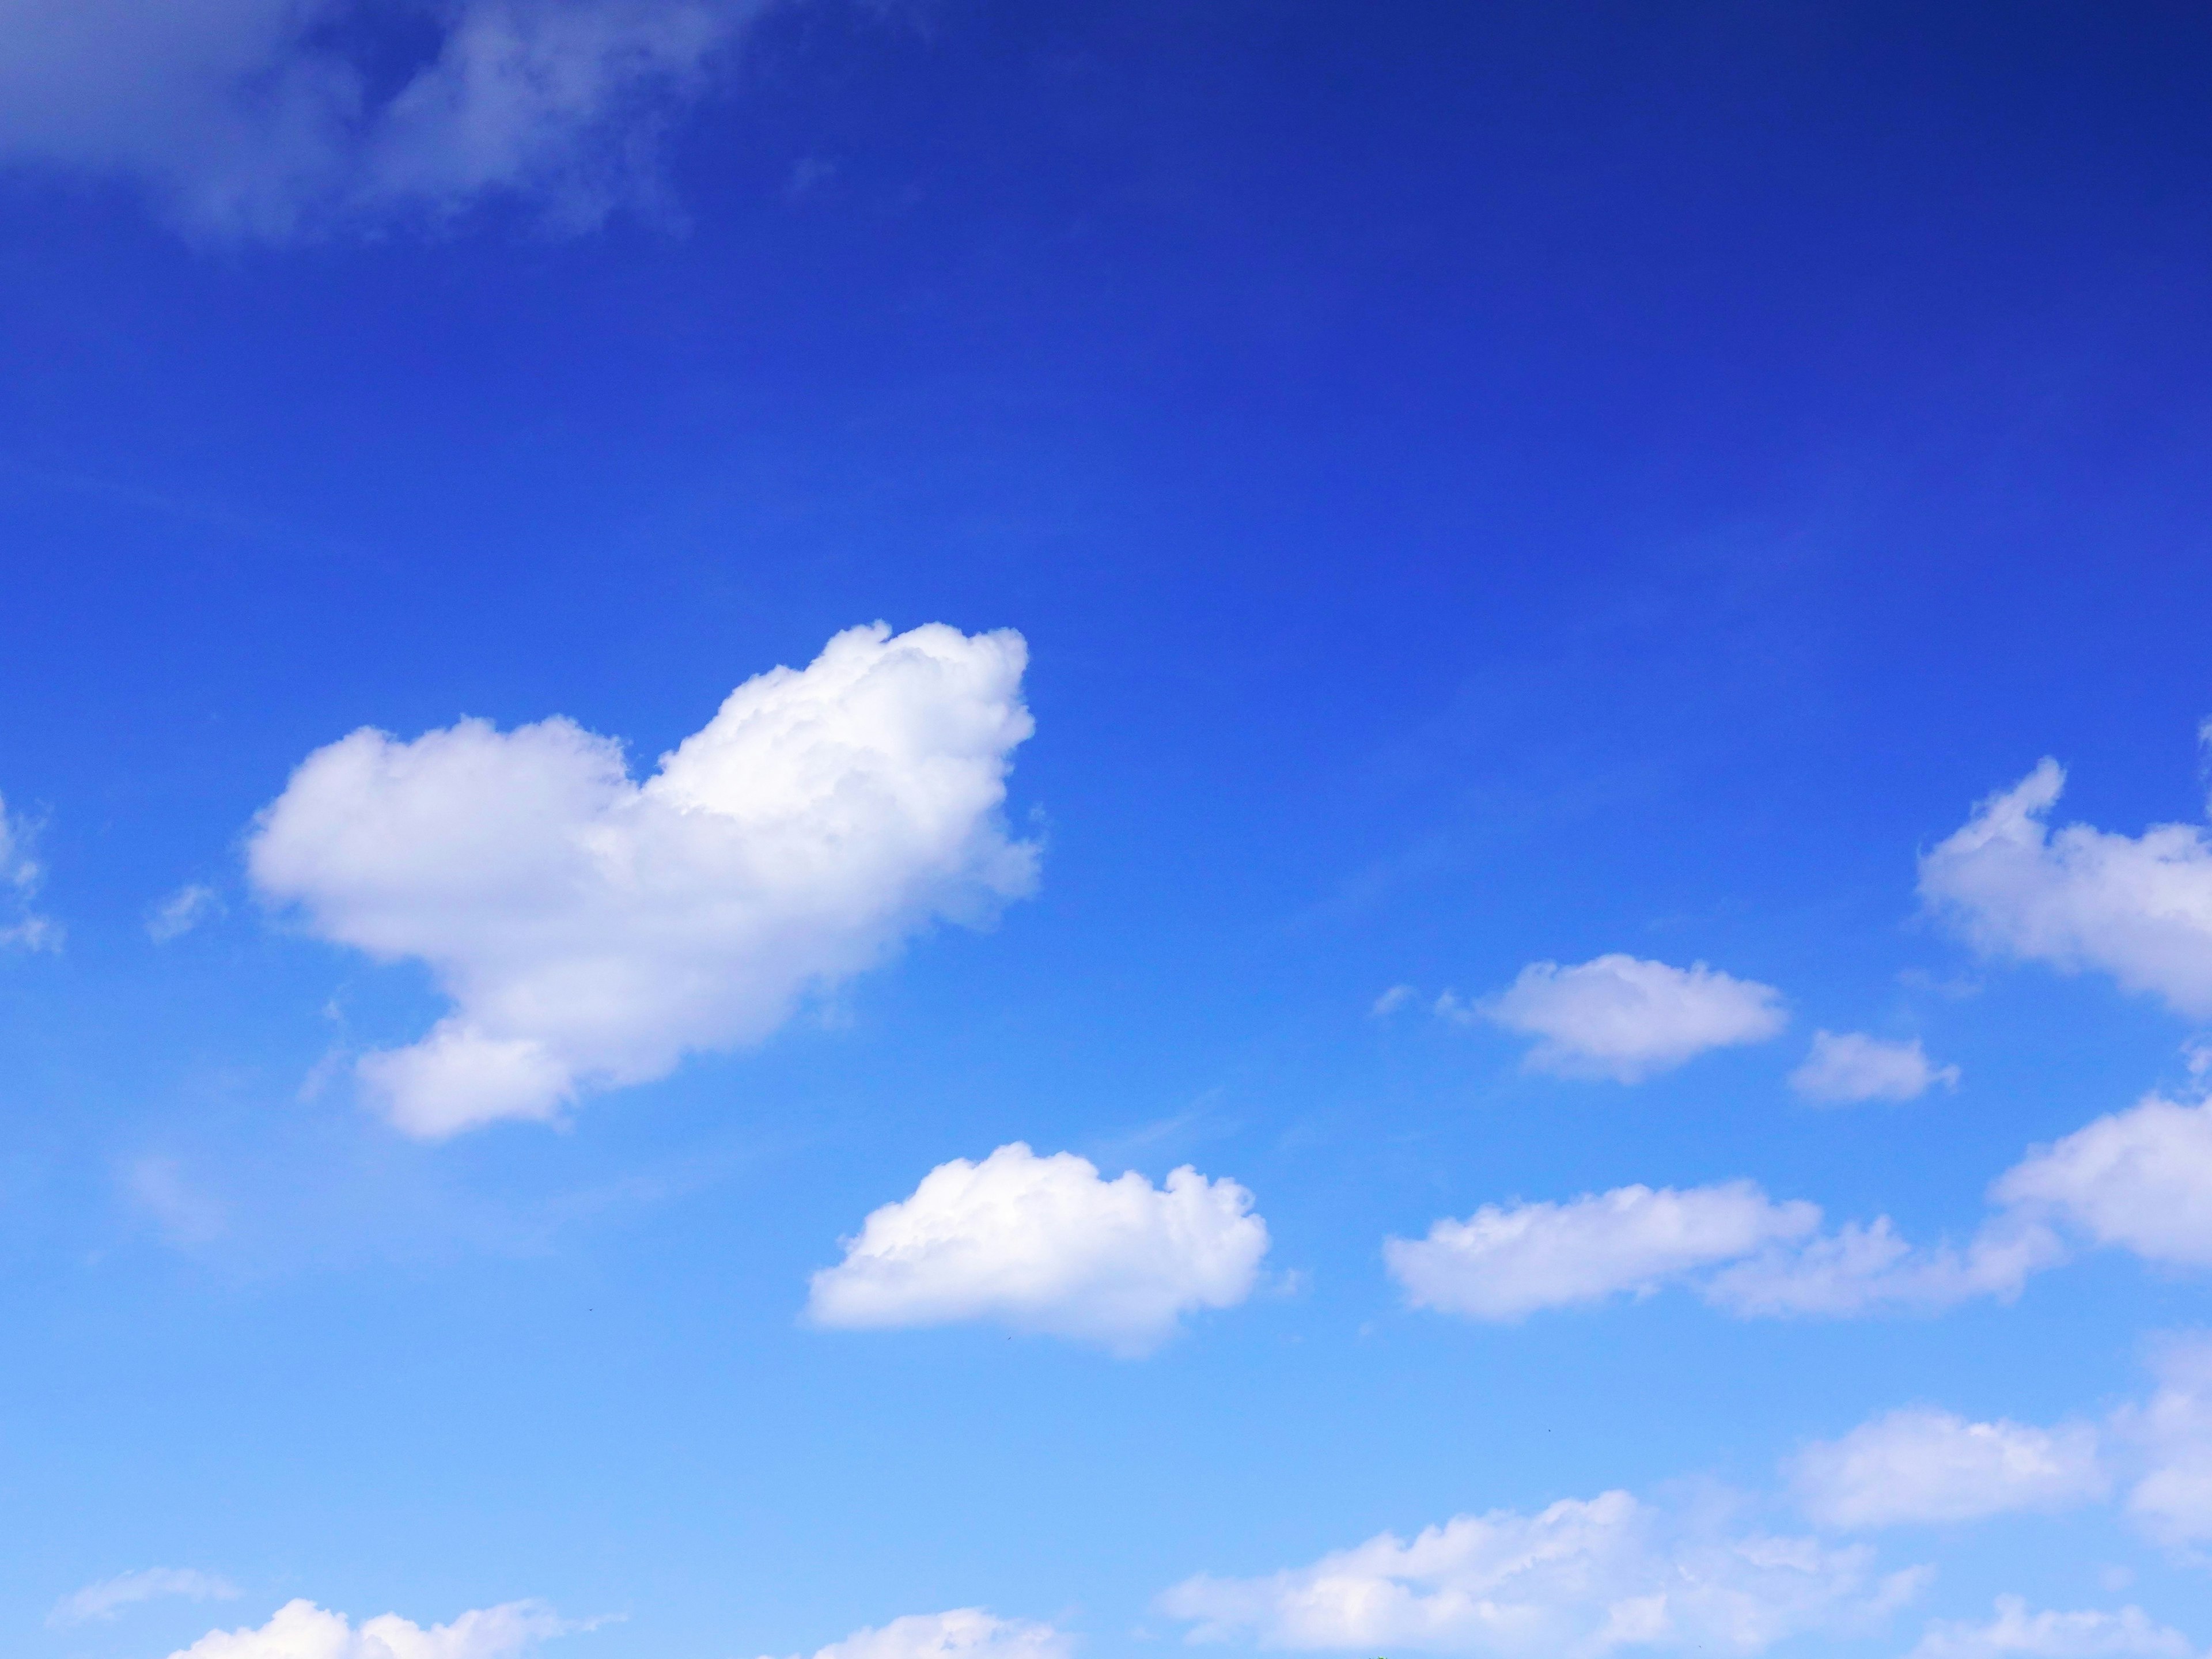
[0,0,777,237]
[1788,1031,1959,1105]
[170,1599,567,1659]
[1790,1407,2106,1529]
[1158,1489,1925,1657]
[770,1609,1070,1659]
[1993,1093,2212,1267]
[249,622,1038,1138]
[806,1143,1269,1357]
[1921,757,2212,1018]
[1475,955,1786,1081]
[1384,1182,1817,1321]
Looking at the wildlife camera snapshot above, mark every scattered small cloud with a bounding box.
[0,789,59,950]
[1473,954,1786,1082]
[1907,1597,2196,1659]
[1371,984,1416,1016]
[1390,1183,2062,1323]
[1386,1181,1817,1321]
[768,1609,1070,1659]
[48,1567,238,1628]
[1921,755,2212,1018]
[249,623,1039,1138]
[1789,1031,1959,1105]
[1790,1408,2106,1529]
[149,882,224,942]
[1157,1487,1926,1657]
[807,1142,1268,1357]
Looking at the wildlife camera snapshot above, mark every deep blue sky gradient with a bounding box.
[5,3,2212,1656]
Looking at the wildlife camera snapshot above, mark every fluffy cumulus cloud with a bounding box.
[249,623,1038,1138]
[1158,1490,1925,1658]
[1790,1408,2106,1529]
[1907,1598,2198,1659]
[1921,757,2212,1018]
[1788,1031,1959,1105]
[169,1599,567,1659]
[1388,1180,2058,1323]
[0,0,779,237]
[1476,955,1786,1081]
[806,1142,1269,1357]
[1385,1181,1817,1321]
[770,1609,1070,1659]
[0,789,58,949]
[50,1567,238,1627]
[1994,1093,2212,1268]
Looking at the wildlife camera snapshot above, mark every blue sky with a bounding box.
[6,3,2212,1658]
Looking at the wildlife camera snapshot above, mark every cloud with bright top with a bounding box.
[1789,1031,1959,1104]
[1921,757,2212,1018]
[1472,954,1786,1081]
[166,1598,569,1659]
[249,622,1037,1138]
[807,1142,1269,1356]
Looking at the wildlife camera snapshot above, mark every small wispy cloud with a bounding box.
[0,789,59,951]
[149,882,224,942]
[49,1567,238,1627]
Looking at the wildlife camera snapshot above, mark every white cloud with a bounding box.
[1373,983,1416,1016]
[248,622,1037,1138]
[169,1598,568,1659]
[1158,1489,1925,1657]
[1908,1597,2197,1659]
[149,882,225,942]
[1993,1093,2212,1268]
[1921,758,2212,1018]
[1788,1031,1959,1105]
[1390,1179,2063,1323]
[1478,955,1786,1081]
[0,0,778,238]
[1790,1407,2106,1529]
[0,789,58,950]
[1702,1213,2063,1317]
[2114,1335,2212,1548]
[806,1142,1268,1357]
[770,1609,1070,1659]
[1385,1181,1817,1321]
[48,1567,238,1627]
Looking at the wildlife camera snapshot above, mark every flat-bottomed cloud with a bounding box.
[1476,954,1786,1081]
[807,1142,1269,1356]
